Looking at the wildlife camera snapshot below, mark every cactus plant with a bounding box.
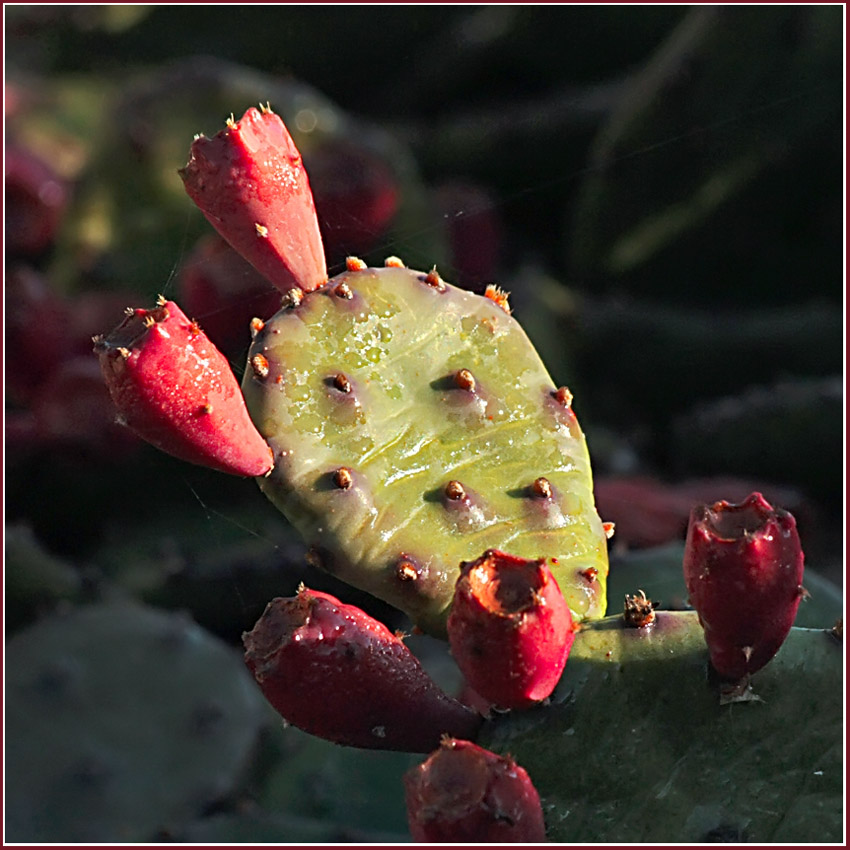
[79,103,843,843]
[4,601,270,842]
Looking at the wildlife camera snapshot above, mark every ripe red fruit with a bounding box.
[447,549,575,710]
[404,738,546,843]
[180,105,327,295]
[93,297,273,477]
[5,145,69,258]
[307,137,400,261]
[242,588,482,752]
[683,491,806,681]
[5,265,72,405]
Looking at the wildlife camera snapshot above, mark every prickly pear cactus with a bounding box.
[5,601,269,842]
[242,263,609,635]
[480,612,844,842]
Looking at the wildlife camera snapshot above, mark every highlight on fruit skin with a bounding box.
[93,296,273,477]
[180,105,328,295]
[403,737,547,843]
[242,587,482,752]
[447,549,575,710]
[683,491,806,681]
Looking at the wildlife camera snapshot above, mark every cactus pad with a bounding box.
[480,612,843,842]
[242,263,609,634]
[5,602,269,842]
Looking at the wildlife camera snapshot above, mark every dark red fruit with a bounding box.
[94,297,273,477]
[4,144,69,258]
[683,491,806,680]
[178,233,282,356]
[180,105,327,295]
[447,549,575,710]
[4,265,71,404]
[434,181,502,289]
[307,137,400,261]
[242,588,482,752]
[404,738,546,843]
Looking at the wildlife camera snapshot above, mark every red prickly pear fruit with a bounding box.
[5,265,72,404]
[179,105,327,295]
[93,297,273,477]
[178,234,282,357]
[683,491,806,681]
[447,549,575,710]
[5,144,69,258]
[434,181,502,289]
[403,738,547,843]
[242,588,482,752]
[307,137,400,260]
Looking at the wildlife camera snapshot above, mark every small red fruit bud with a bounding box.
[447,549,575,710]
[180,106,327,295]
[94,298,273,477]
[242,588,481,752]
[683,492,806,681]
[404,738,546,843]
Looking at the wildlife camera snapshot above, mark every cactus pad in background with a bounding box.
[242,261,610,635]
[5,601,270,843]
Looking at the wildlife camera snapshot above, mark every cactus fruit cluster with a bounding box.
[80,104,842,843]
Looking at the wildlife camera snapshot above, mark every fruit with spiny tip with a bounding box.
[241,261,609,636]
[179,105,327,295]
[94,297,273,477]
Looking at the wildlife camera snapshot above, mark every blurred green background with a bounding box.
[5,5,844,843]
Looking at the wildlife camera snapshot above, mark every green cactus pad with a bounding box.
[480,611,843,842]
[242,264,609,634]
[5,601,269,842]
